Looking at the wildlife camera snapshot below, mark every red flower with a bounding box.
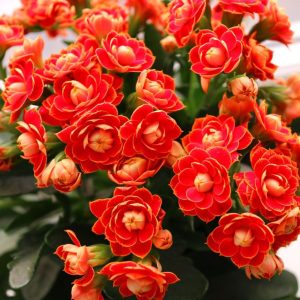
[217,0,269,15]
[43,68,123,125]
[108,155,165,186]
[2,60,44,123]
[0,22,23,54]
[245,252,284,279]
[207,213,274,268]
[100,261,179,300]
[242,34,277,80]
[96,31,155,73]
[253,101,297,144]
[42,38,97,81]
[17,109,47,176]
[167,0,206,47]
[136,69,184,113]
[189,25,243,79]
[170,147,232,222]
[23,0,75,33]
[268,206,300,251]
[56,103,126,173]
[55,230,95,279]
[182,114,253,163]
[90,187,165,258]
[234,145,299,220]
[256,0,293,45]
[71,274,104,300]
[75,7,128,42]
[37,158,82,193]
[120,104,182,160]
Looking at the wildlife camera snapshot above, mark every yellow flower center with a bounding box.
[88,127,113,153]
[122,211,146,231]
[234,228,254,247]
[194,173,214,193]
[117,45,136,65]
[205,47,226,67]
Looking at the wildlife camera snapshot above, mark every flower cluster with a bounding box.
[0,0,300,299]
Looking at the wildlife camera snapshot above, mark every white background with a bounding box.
[1,0,300,293]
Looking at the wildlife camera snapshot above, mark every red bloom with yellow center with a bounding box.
[100,261,179,300]
[170,147,232,222]
[42,38,98,81]
[108,155,165,186]
[90,187,166,258]
[2,60,44,123]
[217,0,269,15]
[234,145,299,220]
[136,69,184,113]
[207,213,274,268]
[17,109,47,176]
[120,104,182,160]
[182,114,253,163]
[167,0,206,47]
[75,7,128,43]
[42,68,123,125]
[96,31,155,73]
[56,103,126,173]
[189,25,243,79]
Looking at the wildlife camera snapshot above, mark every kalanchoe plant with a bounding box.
[0,0,300,299]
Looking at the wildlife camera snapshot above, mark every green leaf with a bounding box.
[0,229,26,256]
[160,251,209,300]
[0,175,36,197]
[21,256,61,300]
[144,24,173,74]
[6,200,60,232]
[185,72,205,119]
[8,241,44,289]
[203,269,298,300]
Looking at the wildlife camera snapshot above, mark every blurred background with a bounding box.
[1,0,300,295]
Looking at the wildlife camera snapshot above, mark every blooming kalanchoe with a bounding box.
[167,0,206,47]
[170,147,232,222]
[100,261,179,300]
[120,104,182,160]
[96,31,155,72]
[57,103,126,173]
[182,114,253,163]
[17,109,47,176]
[207,213,274,268]
[90,187,167,258]
[217,0,269,15]
[108,155,165,186]
[234,145,299,220]
[136,69,184,113]
[189,24,243,90]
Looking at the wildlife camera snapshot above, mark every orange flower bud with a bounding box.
[38,158,81,193]
[160,35,178,53]
[245,252,284,279]
[166,141,186,167]
[229,76,258,99]
[153,229,173,250]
